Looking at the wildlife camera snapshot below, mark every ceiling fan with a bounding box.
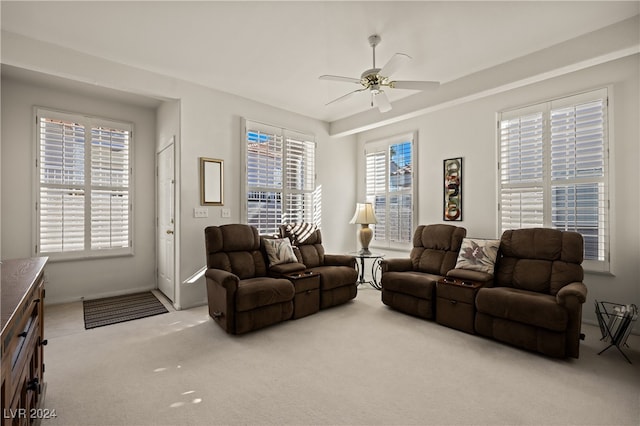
[320,34,439,113]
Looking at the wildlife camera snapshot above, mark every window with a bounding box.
[365,133,415,249]
[498,89,609,272]
[35,108,133,259]
[243,120,319,235]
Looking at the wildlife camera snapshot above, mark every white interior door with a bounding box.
[157,141,175,302]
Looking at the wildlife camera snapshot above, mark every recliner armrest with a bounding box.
[269,262,307,276]
[205,268,240,290]
[556,282,587,305]
[446,268,494,285]
[324,254,356,268]
[381,258,413,272]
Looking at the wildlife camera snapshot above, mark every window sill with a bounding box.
[37,250,134,263]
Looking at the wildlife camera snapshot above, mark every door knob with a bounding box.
[166,230,174,234]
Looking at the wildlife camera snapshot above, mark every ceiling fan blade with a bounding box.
[319,75,362,84]
[326,87,368,106]
[373,91,392,113]
[379,53,412,78]
[389,80,440,90]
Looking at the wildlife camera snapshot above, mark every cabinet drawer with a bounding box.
[436,297,475,334]
[9,304,40,384]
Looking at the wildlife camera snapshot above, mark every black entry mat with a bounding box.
[83,291,169,329]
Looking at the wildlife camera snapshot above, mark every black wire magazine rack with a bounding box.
[595,300,638,364]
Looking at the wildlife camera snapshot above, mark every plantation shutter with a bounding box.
[366,150,387,240]
[246,126,284,235]
[245,120,317,235]
[498,88,609,271]
[284,133,316,224]
[36,109,133,259]
[365,134,415,248]
[388,142,413,243]
[90,126,131,249]
[499,110,544,229]
[549,94,608,264]
[38,117,86,252]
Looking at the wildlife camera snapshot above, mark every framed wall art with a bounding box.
[200,157,224,205]
[443,157,462,221]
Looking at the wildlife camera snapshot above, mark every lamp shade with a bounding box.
[349,203,378,225]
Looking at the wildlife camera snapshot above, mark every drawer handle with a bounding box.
[18,331,28,338]
[212,311,223,319]
[449,300,457,305]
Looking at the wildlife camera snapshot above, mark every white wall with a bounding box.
[1,33,358,309]
[356,55,640,324]
[1,77,157,303]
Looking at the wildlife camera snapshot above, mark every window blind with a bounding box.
[246,128,284,235]
[90,126,130,249]
[549,98,608,263]
[244,121,318,236]
[36,109,132,259]
[366,151,387,241]
[39,118,86,253]
[499,112,544,229]
[365,135,415,248]
[498,89,609,271]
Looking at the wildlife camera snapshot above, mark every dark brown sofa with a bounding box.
[204,224,305,334]
[280,226,358,309]
[380,224,467,319]
[475,228,587,358]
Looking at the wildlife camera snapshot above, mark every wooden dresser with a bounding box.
[1,257,48,426]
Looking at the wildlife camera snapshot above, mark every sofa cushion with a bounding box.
[455,238,500,274]
[235,277,294,312]
[476,287,568,332]
[496,229,585,295]
[312,265,358,291]
[497,257,553,293]
[206,224,268,278]
[410,225,466,275]
[297,244,325,268]
[209,251,267,280]
[263,238,297,266]
[382,271,440,299]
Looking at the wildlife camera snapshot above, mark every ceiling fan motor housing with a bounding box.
[361,68,389,92]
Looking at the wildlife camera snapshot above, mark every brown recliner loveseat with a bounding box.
[280,226,358,309]
[204,224,304,334]
[475,228,587,358]
[381,224,467,319]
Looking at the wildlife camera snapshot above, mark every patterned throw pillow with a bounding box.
[285,222,318,244]
[455,238,500,274]
[264,238,298,266]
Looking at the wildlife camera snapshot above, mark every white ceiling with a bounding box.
[2,1,639,122]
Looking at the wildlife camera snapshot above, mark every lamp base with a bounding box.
[358,224,373,255]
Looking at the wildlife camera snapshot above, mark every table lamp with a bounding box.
[350,202,378,255]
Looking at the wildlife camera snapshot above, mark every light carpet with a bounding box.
[42,288,640,426]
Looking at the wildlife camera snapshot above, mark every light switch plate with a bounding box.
[221,208,231,218]
[194,207,208,218]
